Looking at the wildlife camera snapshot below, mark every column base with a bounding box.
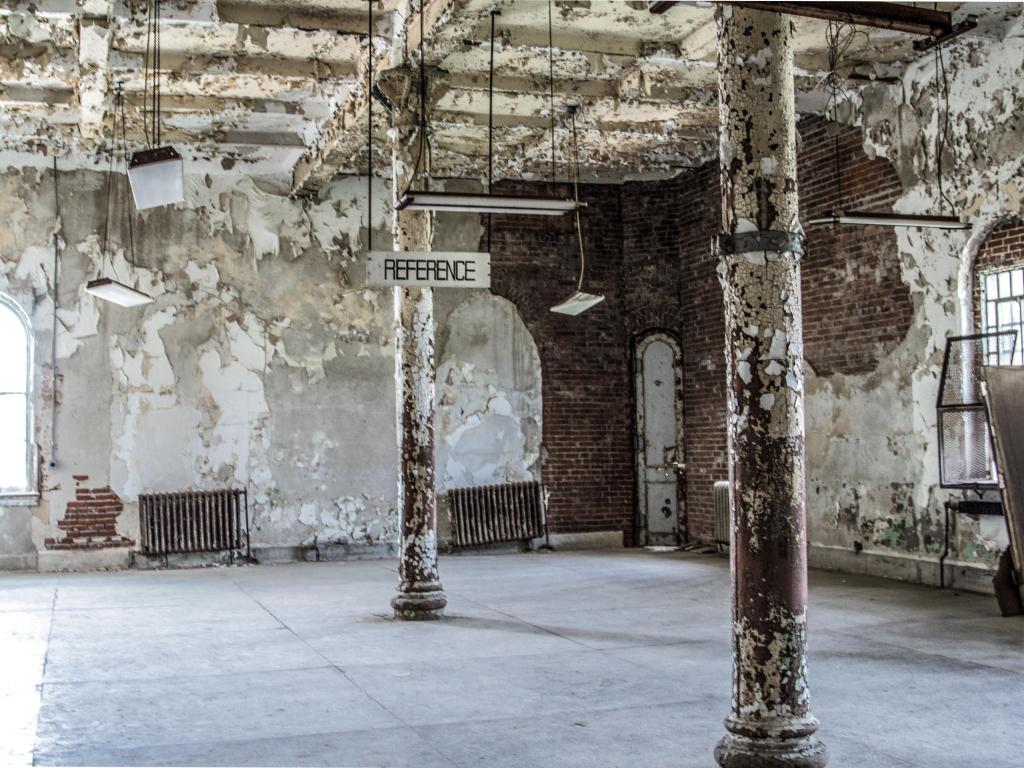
[715,733,828,768]
[392,587,446,621]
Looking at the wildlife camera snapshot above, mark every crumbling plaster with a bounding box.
[805,18,1024,580]
[434,290,543,492]
[0,163,411,567]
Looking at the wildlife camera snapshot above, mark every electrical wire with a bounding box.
[143,0,152,146]
[155,0,162,147]
[570,108,585,292]
[548,0,556,184]
[100,117,116,262]
[819,20,866,214]
[49,156,60,466]
[117,84,138,276]
[935,46,954,214]
[397,0,429,199]
[367,0,373,251]
[487,10,498,253]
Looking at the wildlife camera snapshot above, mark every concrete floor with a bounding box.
[0,551,1020,768]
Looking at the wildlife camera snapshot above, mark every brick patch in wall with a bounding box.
[44,475,134,550]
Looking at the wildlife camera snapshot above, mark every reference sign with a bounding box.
[367,251,491,289]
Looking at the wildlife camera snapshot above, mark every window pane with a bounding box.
[987,303,997,329]
[0,305,27,394]
[1012,269,1024,296]
[999,270,1011,296]
[986,273,998,298]
[0,393,28,491]
[998,301,1014,327]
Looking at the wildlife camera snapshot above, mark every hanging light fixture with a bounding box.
[127,0,184,210]
[551,106,603,316]
[86,83,153,307]
[397,192,578,215]
[808,21,968,231]
[396,0,580,216]
[368,0,489,272]
[807,211,969,229]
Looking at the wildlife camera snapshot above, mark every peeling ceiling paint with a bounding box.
[0,1,1014,191]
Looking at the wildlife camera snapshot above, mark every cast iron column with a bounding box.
[389,95,446,621]
[714,6,827,767]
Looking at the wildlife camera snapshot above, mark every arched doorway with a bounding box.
[633,331,685,546]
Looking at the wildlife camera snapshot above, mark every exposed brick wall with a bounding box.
[44,475,133,550]
[798,116,911,376]
[486,182,634,539]
[621,167,726,541]
[488,118,911,545]
[972,217,1024,331]
[676,165,729,541]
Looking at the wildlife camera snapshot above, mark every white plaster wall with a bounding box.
[806,15,1024,575]
[434,291,543,492]
[0,165,400,565]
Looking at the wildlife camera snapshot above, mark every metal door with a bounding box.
[635,333,685,545]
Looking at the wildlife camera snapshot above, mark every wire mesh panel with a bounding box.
[937,332,1017,488]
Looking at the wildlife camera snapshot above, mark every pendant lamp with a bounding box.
[551,106,603,316]
[128,0,184,210]
[86,82,153,307]
[396,2,578,216]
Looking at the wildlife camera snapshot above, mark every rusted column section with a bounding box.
[714,6,827,768]
[389,87,446,621]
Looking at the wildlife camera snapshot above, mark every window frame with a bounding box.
[0,293,37,502]
[979,265,1024,367]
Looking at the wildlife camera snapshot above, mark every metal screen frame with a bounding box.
[936,331,1017,489]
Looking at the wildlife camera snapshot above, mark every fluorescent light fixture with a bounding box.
[397,192,581,216]
[550,291,605,316]
[808,210,970,230]
[128,146,184,210]
[85,278,153,307]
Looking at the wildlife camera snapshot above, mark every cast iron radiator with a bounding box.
[139,489,249,555]
[448,481,545,548]
[713,480,731,548]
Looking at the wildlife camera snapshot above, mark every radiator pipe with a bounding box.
[243,486,250,561]
[540,487,553,551]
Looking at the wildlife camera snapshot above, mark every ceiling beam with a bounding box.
[728,2,952,37]
[288,0,462,195]
[652,2,954,38]
[215,0,401,35]
[111,22,365,79]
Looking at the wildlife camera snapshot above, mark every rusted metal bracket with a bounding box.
[913,15,979,52]
[717,230,805,257]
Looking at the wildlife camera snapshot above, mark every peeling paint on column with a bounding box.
[714,7,826,768]
[390,90,446,620]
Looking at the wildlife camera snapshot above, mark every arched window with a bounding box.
[0,295,32,494]
[974,218,1024,365]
